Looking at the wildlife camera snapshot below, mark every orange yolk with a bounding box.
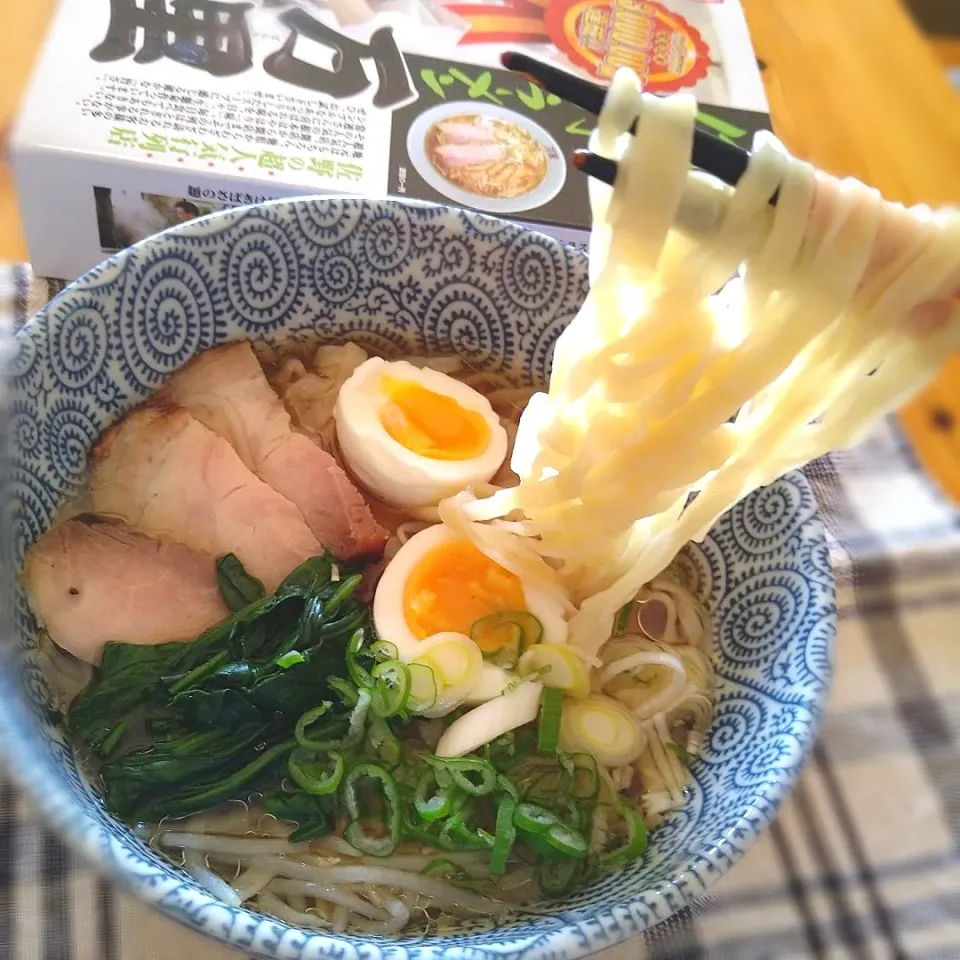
[379,376,490,461]
[403,539,527,642]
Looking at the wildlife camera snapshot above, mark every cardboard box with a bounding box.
[13,0,771,281]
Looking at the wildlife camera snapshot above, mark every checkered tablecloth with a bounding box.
[3,263,959,960]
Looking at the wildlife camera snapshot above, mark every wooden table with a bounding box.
[3,0,960,494]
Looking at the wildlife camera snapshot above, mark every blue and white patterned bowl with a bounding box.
[0,198,835,960]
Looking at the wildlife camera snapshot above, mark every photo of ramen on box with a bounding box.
[406,103,566,215]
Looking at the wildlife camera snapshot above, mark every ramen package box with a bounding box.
[13,0,771,281]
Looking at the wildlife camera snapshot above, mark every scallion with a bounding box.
[600,799,648,870]
[287,747,344,796]
[514,802,558,835]
[293,702,334,750]
[365,714,402,768]
[342,762,401,857]
[346,629,374,689]
[490,797,517,875]
[428,756,498,796]
[537,686,564,757]
[545,822,588,859]
[274,650,305,669]
[370,660,411,718]
[414,769,455,823]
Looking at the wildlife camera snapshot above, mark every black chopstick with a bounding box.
[500,50,755,195]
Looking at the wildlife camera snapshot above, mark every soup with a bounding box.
[424,114,548,199]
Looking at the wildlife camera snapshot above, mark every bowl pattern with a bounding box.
[0,198,835,960]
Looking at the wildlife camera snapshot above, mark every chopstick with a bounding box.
[500,51,763,199]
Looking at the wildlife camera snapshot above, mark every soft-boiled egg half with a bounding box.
[334,358,508,508]
[373,523,568,711]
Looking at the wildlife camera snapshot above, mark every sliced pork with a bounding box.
[22,520,228,664]
[434,142,506,167]
[167,342,386,561]
[435,120,500,145]
[89,403,322,592]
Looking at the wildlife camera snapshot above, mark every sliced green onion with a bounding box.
[428,756,498,796]
[342,762,401,857]
[366,714,402,768]
[287,748,344,796]
[616,601,634,634]
[439,816,494,852]
[406,662,438,713]
[497,773,520,802]
[665,741,692,764]
[524,769,564,805]
[294,703,333,750]
[370,639,399,662]
[346,629,374,690]
[554,795,588,833]
[537,686,564,757]
[600,799,648,870]
[514,802,558,835]
[545,822,588,859]
[414,770,455,823]
[342,687,372,749]
[537,856,580,897]
[491,797,517,875]
[559,696,644,767]
[328,676,359,708]
[370,660,411,718]
[567,752,600,800]
[274,650,305,669]
[470,611,543,661]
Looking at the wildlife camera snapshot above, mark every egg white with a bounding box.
[334,358,508,508]
[372,522,569,663]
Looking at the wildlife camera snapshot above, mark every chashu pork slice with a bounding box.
[167,341,386,561]
[22,519,229,664]
[89,402,322,591]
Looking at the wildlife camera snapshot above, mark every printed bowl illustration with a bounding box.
[0,197,834,960]
[406,102,567,215]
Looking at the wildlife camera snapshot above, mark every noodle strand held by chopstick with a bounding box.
[441,71,960,657]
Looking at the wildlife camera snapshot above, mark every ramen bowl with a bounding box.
[0,197,834,960]
[407,102,567,215]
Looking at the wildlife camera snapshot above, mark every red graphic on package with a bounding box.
[442,0,711,92]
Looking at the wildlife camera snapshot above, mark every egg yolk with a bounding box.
[379,376,490,461]
[403,539,527,640]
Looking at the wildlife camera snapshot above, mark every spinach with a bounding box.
[262,789,336,843]
[216,554,265,612]
[69,552,371,823]
[71,642,184,750]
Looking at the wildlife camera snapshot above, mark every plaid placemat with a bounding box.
[3,263,959,960]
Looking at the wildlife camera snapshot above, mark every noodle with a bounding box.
[443,70,960,657]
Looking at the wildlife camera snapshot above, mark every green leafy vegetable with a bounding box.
[261,789,333,843]
[216,554,265,612]
[71,553,367,821]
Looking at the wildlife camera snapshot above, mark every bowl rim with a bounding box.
[0,195,836,960]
